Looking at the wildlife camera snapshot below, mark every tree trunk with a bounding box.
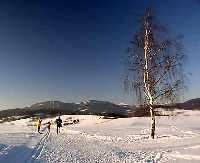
[150,107,155,139]
[143,14,156,139]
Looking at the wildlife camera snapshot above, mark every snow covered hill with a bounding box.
[0,110,200,162]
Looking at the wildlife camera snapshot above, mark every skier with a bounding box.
[37,118,42,133]
[47,121,51,133]
[56,116,62,134]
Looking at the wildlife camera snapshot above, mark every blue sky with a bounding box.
[0,0,199,109]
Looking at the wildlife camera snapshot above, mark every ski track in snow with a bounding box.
[28,130,50,163]
[36,131,167,163]
[0,145,14,157]
[0,114,200,162]
[0,125,50,163]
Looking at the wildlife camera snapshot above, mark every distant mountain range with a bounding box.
[0,98,200,122]
[0,100,133,121]
[176,98,200,110]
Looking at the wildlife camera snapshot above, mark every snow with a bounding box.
[118,102,129,106]
[0,110,200,162]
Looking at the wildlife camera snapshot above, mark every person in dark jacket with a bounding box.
[56,116,62,134]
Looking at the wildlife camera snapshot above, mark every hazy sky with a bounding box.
[0,0,199,109]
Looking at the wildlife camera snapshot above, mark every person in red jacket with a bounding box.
[47,121,51,133]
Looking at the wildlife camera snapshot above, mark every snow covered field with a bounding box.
[0,110,200,163]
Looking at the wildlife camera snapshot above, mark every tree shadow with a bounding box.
[0,143,36,163]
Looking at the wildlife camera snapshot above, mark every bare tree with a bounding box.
[124,8,186,139]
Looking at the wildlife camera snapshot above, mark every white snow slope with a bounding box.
[0,110,200,163]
